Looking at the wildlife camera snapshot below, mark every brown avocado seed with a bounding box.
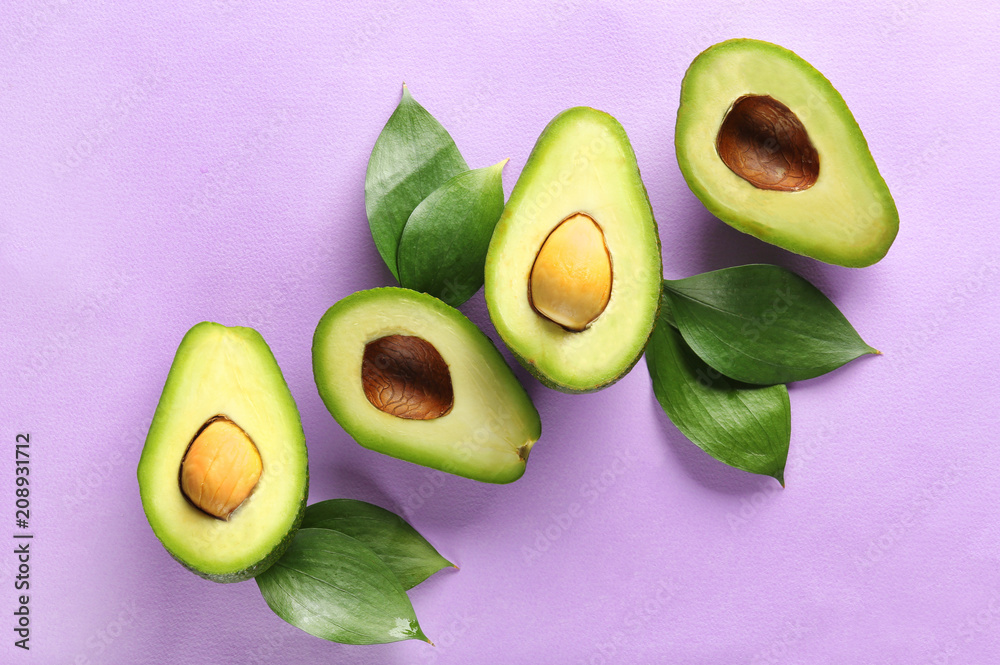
[716,95,819,192]
[362,335,454,420]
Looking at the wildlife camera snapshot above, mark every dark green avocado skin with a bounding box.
[513,284,663,395]
[485,107,664,393]
[138,322,310,583]
[162,478,307,584]
[675,39,898,268]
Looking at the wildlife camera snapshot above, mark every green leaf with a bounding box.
[646,297,790,484]
[256,528,430,645]
[663,264,878,385]
[366,84,469,280]
[397,160,507,307]
[301,499,454,590]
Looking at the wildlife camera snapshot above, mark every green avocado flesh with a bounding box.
[675,39,898,267]
[138,322,309,583]
[312,288,541,484]
[485,107,663,393]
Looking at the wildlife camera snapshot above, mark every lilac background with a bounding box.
[2,1,999,663]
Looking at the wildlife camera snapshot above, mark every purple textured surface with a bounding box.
[2,1,998,663]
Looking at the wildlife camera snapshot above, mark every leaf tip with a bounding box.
[774,470,786,488]
[487,158,510,177]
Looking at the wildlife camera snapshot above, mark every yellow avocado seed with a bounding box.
[529,213,612,331]
[180,417,262,520]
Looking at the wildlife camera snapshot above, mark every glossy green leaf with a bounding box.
[256,528,429,645]
[366,84,469,280]
[663,264,878,385]
[301,499,454,590]
[647,297,790,484]
[397,160,507,307]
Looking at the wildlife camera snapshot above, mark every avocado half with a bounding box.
[312,287,541,484]
[485,107,663,393]
[138,322,309,583]
[675,39,898,267]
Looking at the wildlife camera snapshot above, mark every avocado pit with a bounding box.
[528,213,613,332]
[716,95,819,192]
[180,416,262,521]
[362,335,454,420]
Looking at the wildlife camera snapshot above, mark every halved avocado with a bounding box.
[675,39,898,267]
[312,288,540,484]
[138,322,309,583]
[484,107,663,393]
